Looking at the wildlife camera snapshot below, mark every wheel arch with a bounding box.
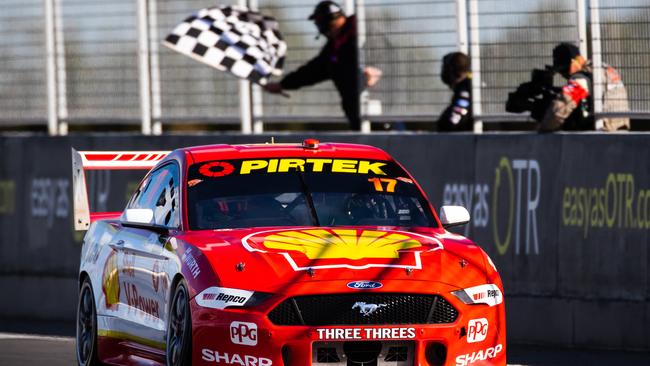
[168,273,187,312]
[79,271,90,288]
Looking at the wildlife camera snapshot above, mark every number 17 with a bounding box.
[368,178,397,193]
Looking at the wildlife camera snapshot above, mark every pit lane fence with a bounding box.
[1,0,650,134]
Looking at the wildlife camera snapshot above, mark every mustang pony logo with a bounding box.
[352,302,386,316]
[242,228,443,271]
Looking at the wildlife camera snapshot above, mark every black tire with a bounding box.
[166,279,192,366]
[76,279,101,366]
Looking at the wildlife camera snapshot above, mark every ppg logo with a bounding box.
[467,318,488,343]
[230,321,258,346]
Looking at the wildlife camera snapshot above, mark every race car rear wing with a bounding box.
[71,148,170,231]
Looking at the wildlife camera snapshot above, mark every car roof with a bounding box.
[179,142,394,164]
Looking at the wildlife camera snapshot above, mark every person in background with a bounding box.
[265,1,381,131]
[437,52,473,132]
[507,43,630,132]
[539,43,630,132]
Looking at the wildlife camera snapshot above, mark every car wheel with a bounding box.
[166,279,192,366]
[76,279,100,366]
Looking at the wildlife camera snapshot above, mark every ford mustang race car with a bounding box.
[72,140,505,366]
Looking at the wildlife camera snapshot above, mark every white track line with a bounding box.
[0,333,74,341]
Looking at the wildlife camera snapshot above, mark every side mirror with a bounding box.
[123,208,154,225]
[122,208,168,234]
[439,206,470,228]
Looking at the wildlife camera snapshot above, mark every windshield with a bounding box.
[186,157,437,230]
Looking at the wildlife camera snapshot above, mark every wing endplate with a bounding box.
[71,148,170,231]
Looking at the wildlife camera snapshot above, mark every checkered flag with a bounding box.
[164,5,286,85]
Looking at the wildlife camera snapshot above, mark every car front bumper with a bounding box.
[190,290,506,366]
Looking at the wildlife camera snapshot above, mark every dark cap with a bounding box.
[308,1,344,21]
[552,43,581,69]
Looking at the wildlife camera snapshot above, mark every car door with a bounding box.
[116,162,181,348]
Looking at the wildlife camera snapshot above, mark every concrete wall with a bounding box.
[0,133,648,350]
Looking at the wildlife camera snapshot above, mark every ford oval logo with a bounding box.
[347,281,383,290]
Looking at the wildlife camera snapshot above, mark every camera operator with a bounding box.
[506,43,629,132]
[505,65,558,123]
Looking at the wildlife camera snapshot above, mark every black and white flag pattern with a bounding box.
[164,5,286,85]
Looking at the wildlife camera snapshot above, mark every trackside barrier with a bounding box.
[0,133,648,351]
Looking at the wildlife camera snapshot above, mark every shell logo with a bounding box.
[102,250,120,308]
[243,228,443,271]
[263,229,422,260]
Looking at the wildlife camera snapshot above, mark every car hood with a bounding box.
[178,226,490,294]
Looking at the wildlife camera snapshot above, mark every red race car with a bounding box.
[72,140,505,366]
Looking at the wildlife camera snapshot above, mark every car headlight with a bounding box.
[195,286,272,310]
[244,291,274,307]
[451,284,503,307]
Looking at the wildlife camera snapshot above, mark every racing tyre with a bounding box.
[76,279,101,366]
[166,279,192,366]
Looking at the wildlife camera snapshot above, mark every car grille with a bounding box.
[268,293,458,326]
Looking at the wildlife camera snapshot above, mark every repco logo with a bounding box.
[475,289,499,300]
[202,292,247,303]
[230,321,258,346]
[212,293,247,303]
[467,318,488,343]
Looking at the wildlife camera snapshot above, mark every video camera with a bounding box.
[505,66,559,121]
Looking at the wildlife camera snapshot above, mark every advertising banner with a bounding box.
[556,135,650,300]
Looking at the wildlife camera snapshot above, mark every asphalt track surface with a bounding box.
[1,322,650,366]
